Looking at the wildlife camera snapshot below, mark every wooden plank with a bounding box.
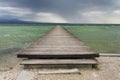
[22,46,91,50]
[38,69,80,74]
[100,53,120,57]
[22,49,93,52]
[18,54,99,59]
[29,45,88,48]
[21,59,97,65]
[18,52,99,59]
[28,46,90,48]
[19,52,96,55]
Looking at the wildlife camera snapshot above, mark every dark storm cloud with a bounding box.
[0,0,120,23]
[1,0,116,13]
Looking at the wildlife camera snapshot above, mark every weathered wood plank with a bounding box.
[38,69,80,74]
[18,52,99,59]
[21,59,97,65]
[18,52,97,55]
[100,53,120,57]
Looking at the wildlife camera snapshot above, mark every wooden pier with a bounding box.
[17,26,99,68]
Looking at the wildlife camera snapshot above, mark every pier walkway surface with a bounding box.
[17,26,99,68]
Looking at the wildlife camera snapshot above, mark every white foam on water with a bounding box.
[4,34,10,37]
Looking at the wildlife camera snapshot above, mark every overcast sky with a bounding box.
[0,0,120,23]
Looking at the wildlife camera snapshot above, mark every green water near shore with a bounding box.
[0,25,53,71]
